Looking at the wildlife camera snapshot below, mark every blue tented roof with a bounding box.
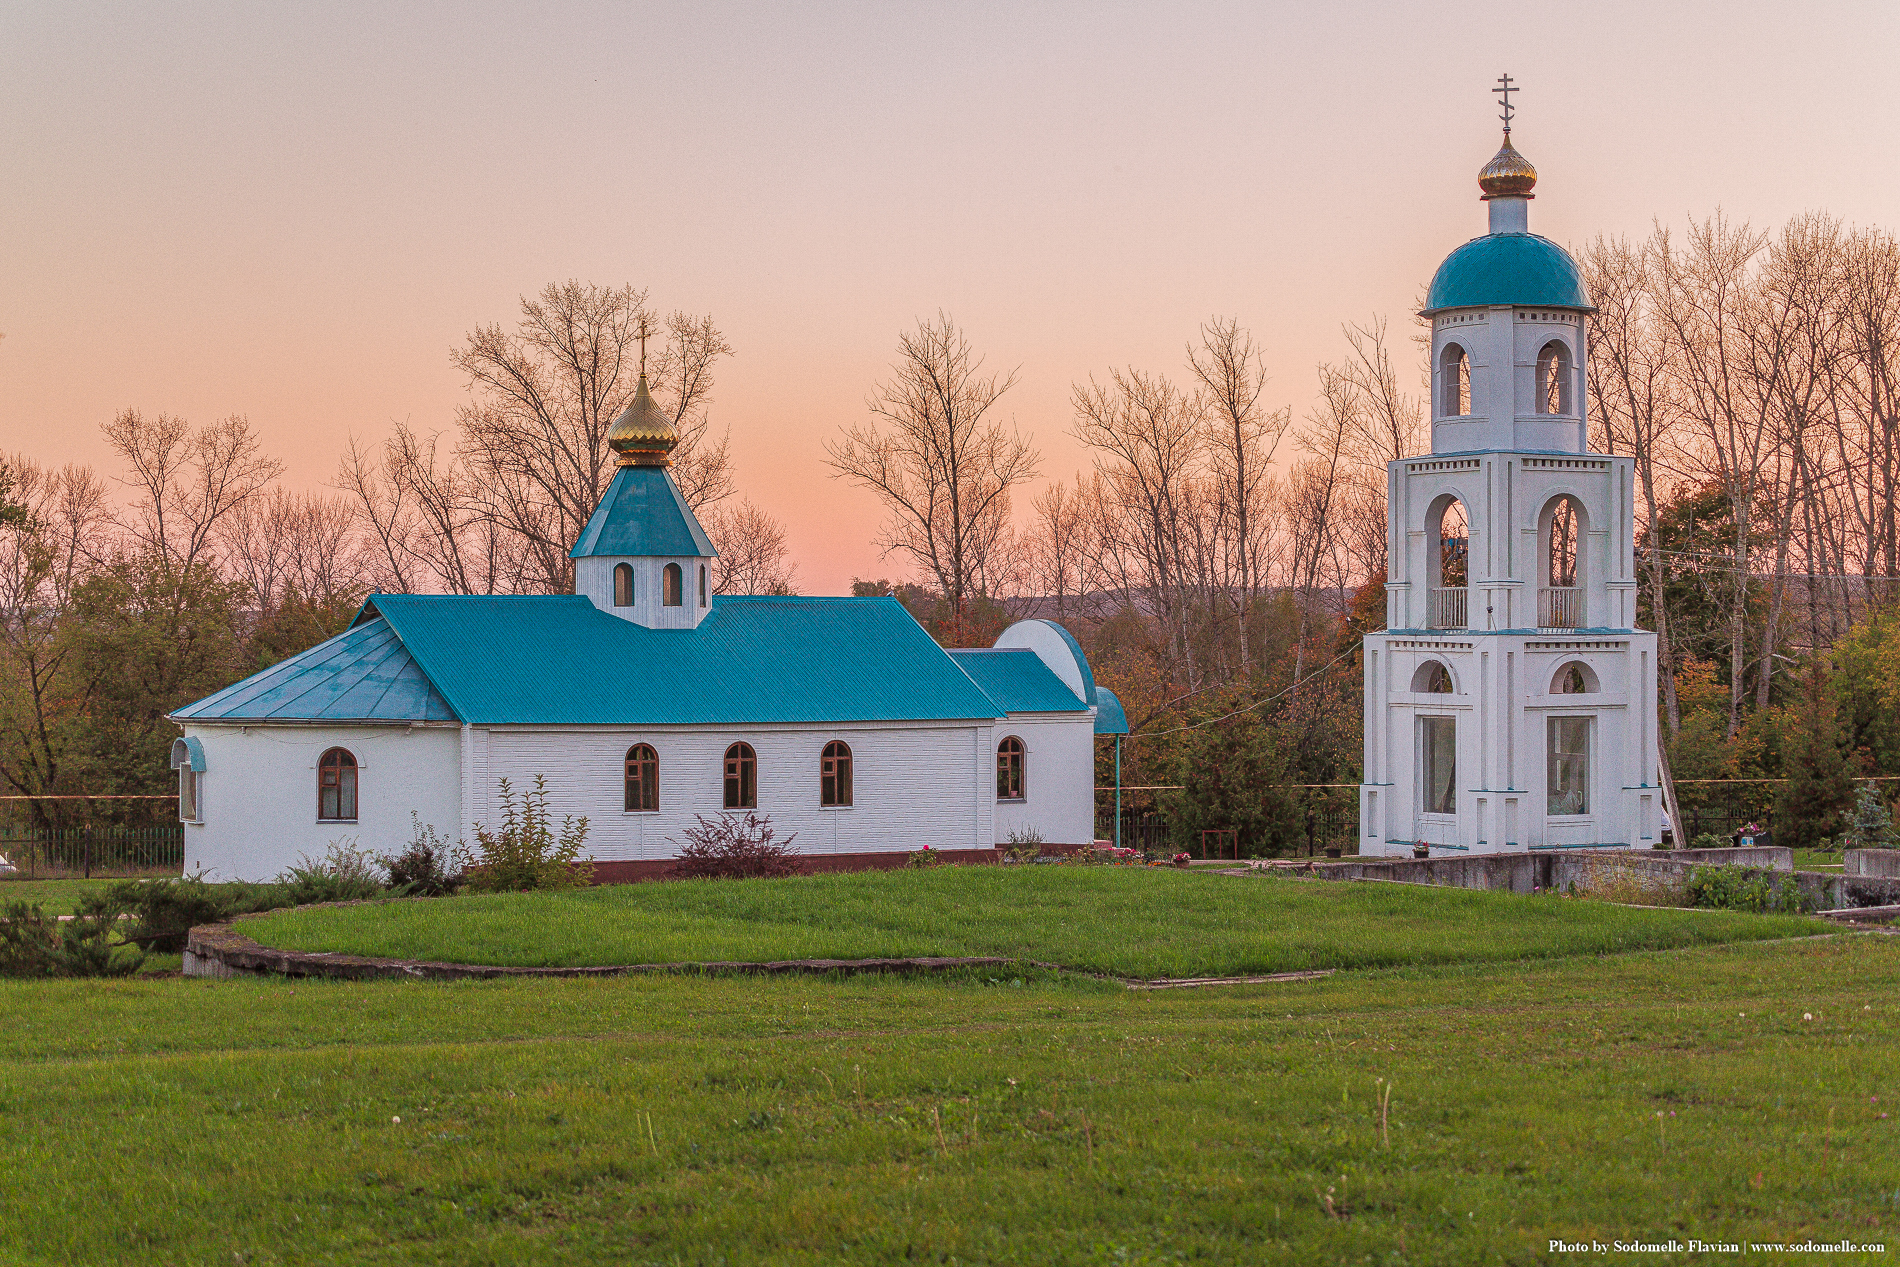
[325,593,1007,726]
[946,648,1088,714]
[1093,686,1129,735]
[1421,233,1592,315]
[174,618,458,722]
[570,466,717,560]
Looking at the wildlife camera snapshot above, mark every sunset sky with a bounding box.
[3,1,1896,595]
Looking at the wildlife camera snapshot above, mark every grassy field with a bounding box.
[1,935,1896,1264]
[0,875,153,915]
[243,867,1824,977]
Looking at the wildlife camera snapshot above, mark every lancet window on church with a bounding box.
[1420,718,1456,815]
[625,744,658,812]
[613,563,634,608]
[821,741,853,807]
[317,748,357,821]
[663,563,683,607]
[1535,341,1572,415]
[997,736,1025,800]
[724,742,757,809]
[1548,718,1590,815]
[1439,343,1471,417]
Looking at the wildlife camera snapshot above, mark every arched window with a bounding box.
[663,563,683,607]
[625,743,658,812]
[1552,662,1597,694]
[1411,661,1455,694]
[821,740,853,807]
[613,563,634,608]
[318,748,357,821]
[1426,495,1468,628]
[1439,343,1471,417]
[1538,495,1585,629]
[997,736,1025,800]
[170,738,203,823]
[724,742,757,809]
[1536,341,1572,415]
[699,564,708,607]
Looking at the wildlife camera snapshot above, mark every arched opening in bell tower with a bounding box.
[1425,495,1469,628]
[1538,495,1587,628]
[1535,340,1573,415]
[1438,343,1471,417]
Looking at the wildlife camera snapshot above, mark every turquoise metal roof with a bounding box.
[338,593,1005,726]
[946,649,1087,714]
[173,618,458,723]
[1093,686,1129,735]
[570,465,716,560]
[1421,233,1592,315]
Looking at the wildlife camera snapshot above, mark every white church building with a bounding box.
[169,374,1127,883]
[1358,115,1661,857]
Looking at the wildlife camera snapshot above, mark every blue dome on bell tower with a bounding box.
[1421,233,1592,316]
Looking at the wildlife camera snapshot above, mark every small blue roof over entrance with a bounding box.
[1092,686,1129,735]
[1422,233,1592,315]
[174,617,458,722]
[570,465,716,560]
[946,648,1088,714]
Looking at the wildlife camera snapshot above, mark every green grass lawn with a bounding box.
[2,935,1896,1264]
[240,867,1825,978]
[0,875,162,915]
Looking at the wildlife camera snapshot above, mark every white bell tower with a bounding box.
[1359,81,1661,858]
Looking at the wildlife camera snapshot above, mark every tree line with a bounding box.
[0,283,795,822]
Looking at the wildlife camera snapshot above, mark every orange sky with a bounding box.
[3,1,1896,595]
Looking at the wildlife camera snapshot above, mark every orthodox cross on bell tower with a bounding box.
[636,316,652,377]
[1495,73,1517,135]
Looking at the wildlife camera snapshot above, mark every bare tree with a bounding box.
[827,313,1039,641]
[1188,317,1288,669]
[102,411,282,573]
[704,499,799,595]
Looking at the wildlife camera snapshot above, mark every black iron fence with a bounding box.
[0,797,183,878]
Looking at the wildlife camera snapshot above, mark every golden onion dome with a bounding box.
[606,373,678,467]
[1478,134,1537,198]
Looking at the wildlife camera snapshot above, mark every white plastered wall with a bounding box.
[180,723,462,882]
[990,714,1097,847]
[473,720,1000,860]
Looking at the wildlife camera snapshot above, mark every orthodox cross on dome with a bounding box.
[637,316,651,377]
[1495,73,1517,135]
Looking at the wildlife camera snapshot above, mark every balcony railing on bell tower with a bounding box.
[1538,586,1582,629]
[1427,587,1468,630]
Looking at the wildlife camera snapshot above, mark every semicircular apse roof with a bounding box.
[1422,233,1592,315]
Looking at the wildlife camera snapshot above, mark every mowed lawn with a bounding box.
[2,936,1897,1264]
[243,866,1823,977]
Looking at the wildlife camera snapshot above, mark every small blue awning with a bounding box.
[170,737,206,772]
[1093,686,1129,735]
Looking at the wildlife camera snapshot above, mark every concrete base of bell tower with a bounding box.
[1357,626,1661,858]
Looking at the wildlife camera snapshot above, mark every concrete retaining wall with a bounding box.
[1309,847,1900,911]
[1846,849,1900,878]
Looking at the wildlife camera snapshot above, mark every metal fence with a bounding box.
[0,826,184,877]
[0,797,183,878]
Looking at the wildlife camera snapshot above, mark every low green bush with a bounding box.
[278,840,393,906]
[0,891,144,978]
[107,876,295,953]
[1686,864,1812,914]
